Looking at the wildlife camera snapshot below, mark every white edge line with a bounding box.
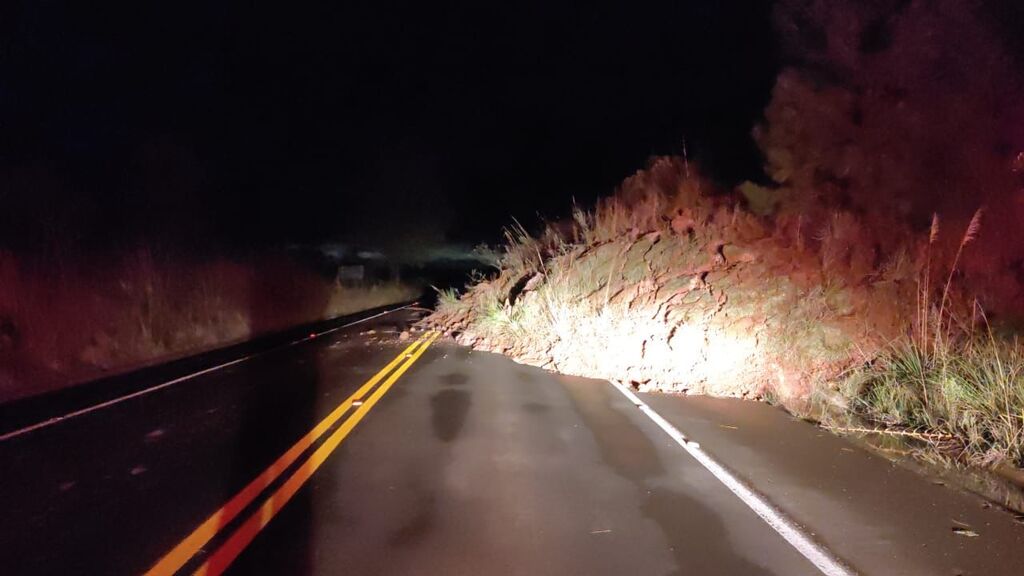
[608,380,856,576]
[0,303,416,442]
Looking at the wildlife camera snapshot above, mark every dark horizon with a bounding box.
[1,1,778,253]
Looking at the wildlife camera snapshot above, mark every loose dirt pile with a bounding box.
[424,157,920,407]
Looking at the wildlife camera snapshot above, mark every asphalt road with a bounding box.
[1,307,1023,575]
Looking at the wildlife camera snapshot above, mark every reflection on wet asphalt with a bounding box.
[431,388,471,443]
[562,377,776,575]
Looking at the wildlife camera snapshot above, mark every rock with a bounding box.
[398,330,411,341]
[722,243,757,263]
[671,210,695,235]
[523,272,546,292]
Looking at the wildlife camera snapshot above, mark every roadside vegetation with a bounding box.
[0,249,417,403]
[836,212,1024,468]
[847,335,1024,468]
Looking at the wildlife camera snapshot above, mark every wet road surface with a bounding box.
[1,308,1023,575]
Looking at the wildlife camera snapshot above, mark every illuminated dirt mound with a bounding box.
[424,157,919,404]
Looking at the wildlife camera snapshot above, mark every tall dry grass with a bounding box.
[848,207,1024,467]
[0,249,417,402]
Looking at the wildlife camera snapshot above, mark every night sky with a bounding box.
[1,1,777,253]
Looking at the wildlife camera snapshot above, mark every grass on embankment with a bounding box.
[845,335,1024,467]
[837,209,1024,469]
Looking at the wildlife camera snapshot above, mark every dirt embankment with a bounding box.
[424,157,917,406]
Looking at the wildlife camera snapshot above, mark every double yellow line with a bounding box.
[146,331,440,576]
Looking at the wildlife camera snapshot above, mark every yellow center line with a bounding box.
[193,331,440,576]
[145,332,435,576]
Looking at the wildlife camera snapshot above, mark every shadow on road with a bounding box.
[213,273,334,573]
